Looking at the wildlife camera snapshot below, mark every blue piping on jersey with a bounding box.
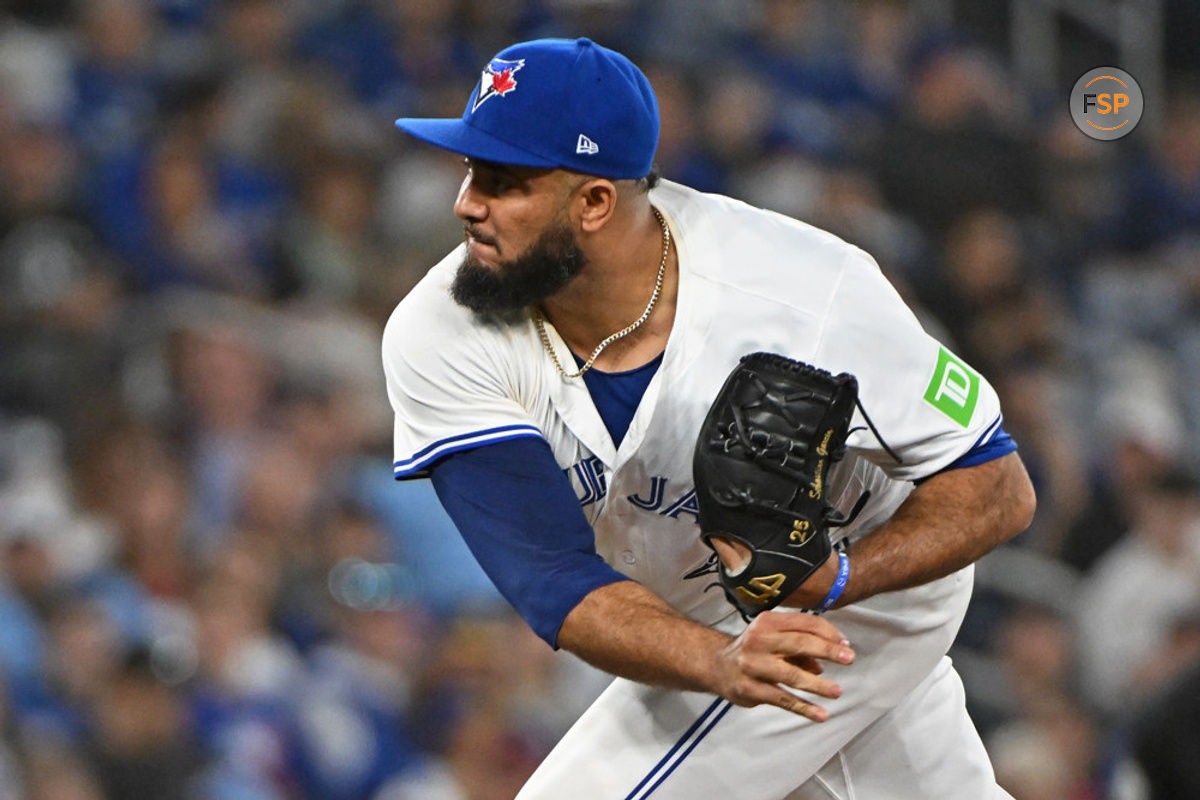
[914,414,1016,484]
[625,698,733,799]
[970,414,1005,451]
[393,423,543,477]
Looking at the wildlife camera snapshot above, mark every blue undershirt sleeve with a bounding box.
[428,436,630,648]
[915,418,1018,484]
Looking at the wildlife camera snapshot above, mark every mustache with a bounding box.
[463,226,498,248]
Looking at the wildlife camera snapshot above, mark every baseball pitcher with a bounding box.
[385,37,1034,799]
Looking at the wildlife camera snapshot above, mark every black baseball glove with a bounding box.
[693,353,862,619]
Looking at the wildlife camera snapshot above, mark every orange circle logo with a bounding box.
[1070,67,1143,140]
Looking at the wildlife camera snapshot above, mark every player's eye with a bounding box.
[479,172,514,196]
[463,159,521,197]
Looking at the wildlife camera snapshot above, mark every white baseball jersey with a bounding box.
[382,180,1012,798]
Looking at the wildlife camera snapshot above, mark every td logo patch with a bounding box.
[923,347,979,427]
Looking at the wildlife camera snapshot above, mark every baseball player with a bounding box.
[385,37,1035,798]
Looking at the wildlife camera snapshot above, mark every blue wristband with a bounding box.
[816,551,850,613]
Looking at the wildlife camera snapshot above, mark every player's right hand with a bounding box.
[713,610,854,722]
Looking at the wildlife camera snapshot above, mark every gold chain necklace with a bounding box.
[534,207,670,380]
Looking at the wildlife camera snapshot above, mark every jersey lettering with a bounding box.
[565,456,608,506]
[626,478,700,522]
[660,488,699,521]
[627,476,667,510]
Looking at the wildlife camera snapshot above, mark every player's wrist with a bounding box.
[779,550,838,609]
[814,551,850,612]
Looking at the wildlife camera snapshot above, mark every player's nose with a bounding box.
[454,174,488,223]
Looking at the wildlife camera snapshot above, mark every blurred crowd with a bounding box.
[0,0,1198,798]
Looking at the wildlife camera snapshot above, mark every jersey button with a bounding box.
[620,549,636,565]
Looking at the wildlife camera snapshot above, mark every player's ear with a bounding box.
[571,177,618,233]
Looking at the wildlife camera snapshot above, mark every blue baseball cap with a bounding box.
[395,38,659,180]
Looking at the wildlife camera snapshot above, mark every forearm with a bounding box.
[556,580,732,693]
[786,452,1036,608]
[557,579,855,721]
[844,452,1035,602]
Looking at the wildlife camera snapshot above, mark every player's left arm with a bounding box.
[782,451,1035,608]
[779,246,1036,607]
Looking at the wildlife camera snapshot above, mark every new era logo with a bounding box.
[576,134,599,155]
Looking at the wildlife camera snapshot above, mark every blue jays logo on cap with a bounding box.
[472,57,526,112]
[395,38,659,180]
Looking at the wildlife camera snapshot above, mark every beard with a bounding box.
[450,222,585,317]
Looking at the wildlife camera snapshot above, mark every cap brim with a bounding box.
[394,118,558,169]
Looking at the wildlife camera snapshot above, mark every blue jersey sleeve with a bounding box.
[428,437,630,647]
[915,416,1018,484]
